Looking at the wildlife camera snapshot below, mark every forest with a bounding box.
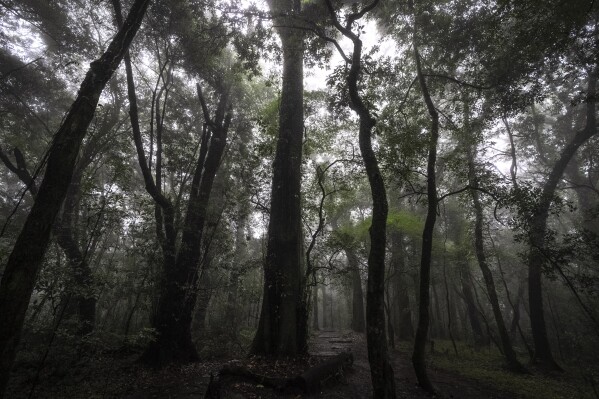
[0,0,598,397]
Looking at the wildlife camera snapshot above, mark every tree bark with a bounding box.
[251,1,307,355]
[0,0,150,395]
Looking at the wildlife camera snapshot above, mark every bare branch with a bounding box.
[422,73,493,90]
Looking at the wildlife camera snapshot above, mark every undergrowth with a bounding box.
[397,340,598,399]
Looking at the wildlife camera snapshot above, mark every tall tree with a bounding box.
[251,0,308,356]
[0,0,151,395]
[113,0,233,364]
[324,0,396,396]
[411,41,439,393]
[526,72,597,371]
[466,142,526,372]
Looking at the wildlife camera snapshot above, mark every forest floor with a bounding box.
[6,330,597,398]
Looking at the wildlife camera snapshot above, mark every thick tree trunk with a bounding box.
[252,19,306,355]
[528,75,596,372]
[0,0,150,395]
[347,250,366,333]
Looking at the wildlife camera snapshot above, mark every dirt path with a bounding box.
[311,330,517,399]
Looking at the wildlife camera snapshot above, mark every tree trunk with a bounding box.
[225,214,247,334]
[324,1,395,395]
[431,279,444,339]
[141,85,231,365]
[510,284,523,337]
[312,285,320,331]
[0,148,96,335]
[565,156,599,235]
[411,44,438,393]
[347,250,366,333]
[192,262,214,334]
[0,1,150,395]
[114,0,232,362]
[527,74,596,371]
[251,13,306,355]
[55,168,96,335]
[468,150,526,372]
[389,230,414,340]
[457,257,486,347]
[322,284,330,329]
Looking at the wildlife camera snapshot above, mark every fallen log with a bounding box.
[209,351,354,396]
[290,351,354,394]
[218,363,286,388]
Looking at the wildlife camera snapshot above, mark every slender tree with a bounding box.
[466,143,526,372]
[388,229,414,341]
[411,39,439,395]
[324,0,396,396]
[347,249,366,333]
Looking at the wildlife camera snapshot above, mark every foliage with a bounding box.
[413,339,598,399]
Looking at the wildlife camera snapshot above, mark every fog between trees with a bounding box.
[0,0,598,398]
